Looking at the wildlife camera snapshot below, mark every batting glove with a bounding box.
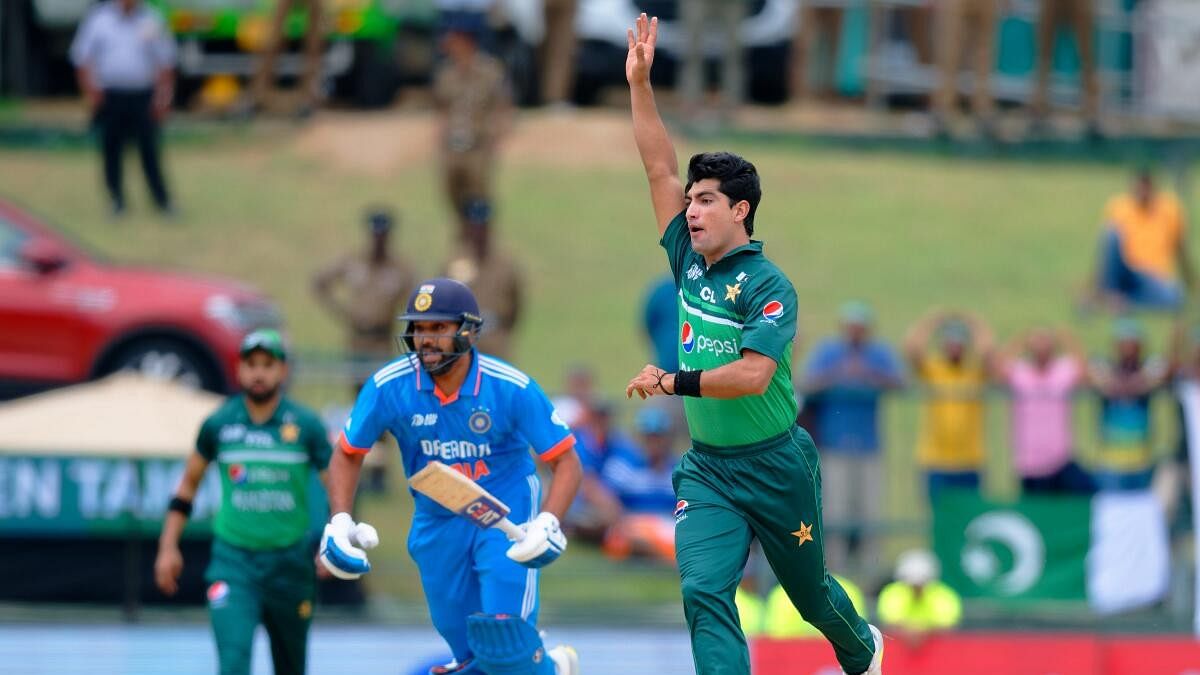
[319,512,379,580]
[505,512,566,568]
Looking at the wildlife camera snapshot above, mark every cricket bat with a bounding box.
[409,462,526,541]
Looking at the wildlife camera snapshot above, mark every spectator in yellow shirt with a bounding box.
[904,310,994,503]
[1089,169,1192,311]
[878,549,962,648]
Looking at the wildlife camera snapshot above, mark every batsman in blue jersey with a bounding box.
[322,278,584,675]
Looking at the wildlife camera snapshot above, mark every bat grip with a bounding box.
[497,518,525,541]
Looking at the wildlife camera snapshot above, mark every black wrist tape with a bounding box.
[168,496,193,517]
[675,369,703,397]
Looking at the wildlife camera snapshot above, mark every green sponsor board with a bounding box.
[0,454,220,537]
[933,490,1090,602]
[0,454,327,539]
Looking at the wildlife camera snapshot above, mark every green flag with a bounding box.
[933,490,1090,602]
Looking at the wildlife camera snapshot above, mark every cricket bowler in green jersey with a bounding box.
[622,14,883,675]
[154,329,362,675]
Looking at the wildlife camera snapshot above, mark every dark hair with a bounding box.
[686,152,761,236]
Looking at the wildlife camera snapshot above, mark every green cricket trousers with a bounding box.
[205,538,316,675]
[673,425,876,675]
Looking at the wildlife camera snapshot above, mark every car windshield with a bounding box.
[0,200,109,265]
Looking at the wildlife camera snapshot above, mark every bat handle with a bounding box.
[497,518,525,541]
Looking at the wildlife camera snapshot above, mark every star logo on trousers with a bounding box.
[792,522,813,546]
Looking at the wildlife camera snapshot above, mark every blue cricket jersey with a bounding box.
[340,350,576,518]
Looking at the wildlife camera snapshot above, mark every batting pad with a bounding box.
[466,614,556,675]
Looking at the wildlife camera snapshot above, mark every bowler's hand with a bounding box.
[626,364,674,399]
[154,545,183,596]
[625,13,658,86]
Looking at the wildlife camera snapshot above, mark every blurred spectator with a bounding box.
[680,0,746,118]
[932,0,999,135]
[993,327,1093,494]
[1087,169,1191,312]
[1031,0,1100,133]
[70,0,176,218]
[791,1,845,101]
[801,301,904,573]
[599,406,680,563]
[434,11,513,223]
[248,0,323,114]
[905,309,994,502]
[1170,323,1200,521]
[442,199,524,359]
[541,0,579,107]
[643,274,680,373]
[1089,318,1170,491]
[312,207,416,386]
[562,399,639,541]
[877,549,962,648]
[552,363,599,430]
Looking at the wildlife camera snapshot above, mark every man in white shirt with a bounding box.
[70,0,177,217]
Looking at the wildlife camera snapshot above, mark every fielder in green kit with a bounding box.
[154,329,353,675]
[621,14,883,675]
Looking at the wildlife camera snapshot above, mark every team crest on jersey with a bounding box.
[468,410,492,434]
[207,581,229,608]
[680,321,695,353]
[228,463,247,484]
[280,423,299,443]
[686,263,704,281]
[674,500,689,523]
[761,300,784,324]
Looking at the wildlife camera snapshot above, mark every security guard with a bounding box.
[154,329,346,675]
[442,199,524,360]
[70,0,176,217]
[433,11,513,223]
[312,207,417,387]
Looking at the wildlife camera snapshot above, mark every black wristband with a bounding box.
[674,369,703,397]
[168,496,193,517]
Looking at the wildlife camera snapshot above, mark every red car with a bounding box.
[0,198,280,398]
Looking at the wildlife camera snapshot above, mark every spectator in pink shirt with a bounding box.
[993,327,1094,494]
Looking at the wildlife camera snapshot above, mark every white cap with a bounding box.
[895,549,940,586]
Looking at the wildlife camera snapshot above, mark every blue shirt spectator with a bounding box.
[802,302,904,453]
[601,407,679,514]
[643,274,679,373]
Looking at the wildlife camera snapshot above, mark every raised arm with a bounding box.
[963,312,996,359]
[627,13,684,234]
[903,310,945,370]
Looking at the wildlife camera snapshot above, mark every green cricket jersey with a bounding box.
[660,211,800,449]
[196,396,332,551]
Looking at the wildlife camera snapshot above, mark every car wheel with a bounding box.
[104,338,222,392]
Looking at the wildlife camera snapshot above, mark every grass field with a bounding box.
[2,107,1196,617]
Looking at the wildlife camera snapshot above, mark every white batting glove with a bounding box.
[319,512,379,580]
[505,512,566,569]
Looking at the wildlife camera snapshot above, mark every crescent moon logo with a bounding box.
[961,511,1045,596]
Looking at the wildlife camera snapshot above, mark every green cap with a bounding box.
[839,300,874,326]
[240,328,287,361]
